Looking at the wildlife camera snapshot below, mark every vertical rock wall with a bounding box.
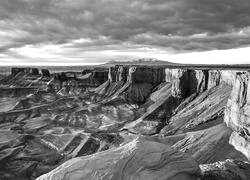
[208,70,221,89]
[41,69,51,77]
[164,69,235,99]
[165,69,213,99]
[99,66,238,105]
[224,72,250,160]
[108,65,165,86]
[99,66,166,103]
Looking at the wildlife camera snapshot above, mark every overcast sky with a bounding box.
[0,0,250,65]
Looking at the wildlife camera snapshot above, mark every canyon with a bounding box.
[0,64,250,180]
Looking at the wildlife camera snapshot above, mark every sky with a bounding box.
[0,0,250,65]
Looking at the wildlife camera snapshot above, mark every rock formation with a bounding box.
[37,137,201,180]
[200,159,250,180]
[11,68,39,76]
[31,68,39,75]
[94,65,165,104]
[1,65,250,180]
[41,69,51,77]
[92,70,109,84]
[224,72,250,160]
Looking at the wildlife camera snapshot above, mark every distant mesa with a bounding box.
[105,58,177,66]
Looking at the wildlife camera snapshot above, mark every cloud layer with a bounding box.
[0,0,250,64]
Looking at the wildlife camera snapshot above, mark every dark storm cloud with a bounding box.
[0,0,250,58]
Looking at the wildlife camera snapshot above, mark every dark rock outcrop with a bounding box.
[11,68,39,76]
[0,87,38,98]
[11,68,28,76]
[94,66,157,103]
[56,72,67,82]
[131,66,165,86]
[95,66,165,103]
[82,69,94,75]
[41,69,50,77]
[92,70,109,84]
[108,65,165,86]
[31,68,39,75]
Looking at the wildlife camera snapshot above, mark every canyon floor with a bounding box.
[0,65,250,180]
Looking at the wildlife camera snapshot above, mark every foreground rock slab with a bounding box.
[37,137,201,180]
[200,159,250,180]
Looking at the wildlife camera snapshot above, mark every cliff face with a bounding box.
[122,68,238,138]
[100,66,233,104]
[41,69,51,77]
[108,65,165,85]
[92,71,109,84]
[95,66,165,103]
[224,72,250,160]
[165,69,235,99]
[165,69,205,98]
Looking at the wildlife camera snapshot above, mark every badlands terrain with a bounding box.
[0,63,250,180]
